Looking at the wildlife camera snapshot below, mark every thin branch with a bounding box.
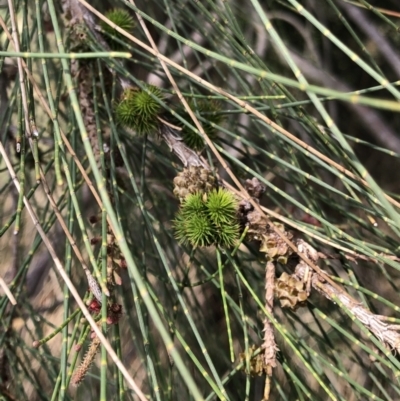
[294,239,400,353]
[0,15,108,299]
[0,276,17,305]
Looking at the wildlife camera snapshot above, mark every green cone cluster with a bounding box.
[174,188,240,248]
[115,85,164,135]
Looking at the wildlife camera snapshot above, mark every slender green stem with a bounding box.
[34,308,81,349]
[216,248,234,363]
[0,50,131,58]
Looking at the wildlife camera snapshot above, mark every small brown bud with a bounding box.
[120,258,127,269]
[90,237,101,245]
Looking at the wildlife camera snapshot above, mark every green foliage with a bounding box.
[3,0,400,400]
[115,85,164,135]
[174,189,240,248]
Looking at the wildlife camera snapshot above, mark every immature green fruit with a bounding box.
[101,9,135,49]
[180,191,206,216]
[174,194,212,247]
[177,100,223,151]
[206,189,240,247]
[115,93,136,127]
[206,188,238,225]
[183,213,214,248]
[115,85,164,135]
[214,219,240,247]
[174,189,240,248]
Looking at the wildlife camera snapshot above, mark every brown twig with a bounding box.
[294,240,400,353]
[0,277,17,306]
[261,261,277,400]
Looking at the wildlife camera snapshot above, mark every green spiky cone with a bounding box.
[179,192,207,216]
[214,222,240,248]
[206,189,240,247]
[115,85,164,135]
[205,189,238,225]
[174,193,213,247]
[176,214,214,248]
[176,100,224,151]
[101,9,135,50]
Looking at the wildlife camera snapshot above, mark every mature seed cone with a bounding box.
[258,222,294,264]
[173,166,217,202]
[244,177,266,200]
[239,345,267,376]
[242,203,295,263]
[275,272,308,310]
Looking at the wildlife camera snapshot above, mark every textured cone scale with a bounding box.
[275,272,308,310]
[173,166,217,202]
[239,345,269,376]
[257,222,294,263]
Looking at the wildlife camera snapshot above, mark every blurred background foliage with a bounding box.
[1,0,400,400]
